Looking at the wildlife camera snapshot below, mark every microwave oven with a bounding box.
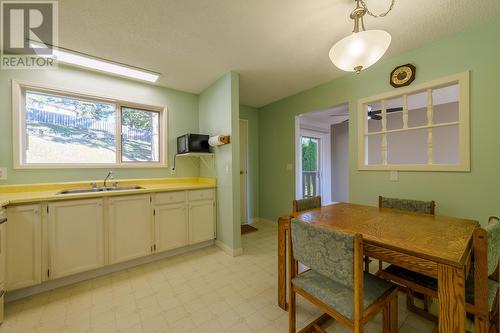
[177,134,210,154]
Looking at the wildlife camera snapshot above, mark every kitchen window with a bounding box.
[12,81,167,168]
[357,72,470,171]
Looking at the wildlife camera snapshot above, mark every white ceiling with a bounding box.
[301,103,349,125]
[58,0,499,107]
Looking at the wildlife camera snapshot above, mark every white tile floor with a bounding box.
[0,220,452,333]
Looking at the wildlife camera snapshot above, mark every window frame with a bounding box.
[12,80,168,169]
[357,71,470,172]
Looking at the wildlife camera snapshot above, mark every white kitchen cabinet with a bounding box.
[6,204,42,291]
[109,195,153,264]
[188,199,216,244]
[155,203,188,252]
[48,199,104,279]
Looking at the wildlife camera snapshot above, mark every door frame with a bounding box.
[239,119,250,225]
[295,117,332,204]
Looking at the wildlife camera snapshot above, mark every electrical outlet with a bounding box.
[390,170,398,182]
[0,167,7,180]
[286,163,293,171]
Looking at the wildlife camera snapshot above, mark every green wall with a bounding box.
[199,72,241,251]
[239,105,260,220]
[0,65,200,185]
[259,18,500,225]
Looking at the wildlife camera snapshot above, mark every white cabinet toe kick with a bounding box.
[3,189,216,304]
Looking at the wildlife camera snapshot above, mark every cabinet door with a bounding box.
[155,203,188,252]
[48,199,104,279]
[0,209,6,288]
[188,200,215,244]
[6,205,42,290]
[109,195,152,264]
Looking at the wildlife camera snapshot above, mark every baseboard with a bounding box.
[215,240,243,257]
[249,217,260,224]
[6,240,214,303]
[257,217,277,225]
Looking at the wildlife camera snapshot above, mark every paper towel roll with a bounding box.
[209,135,230,146]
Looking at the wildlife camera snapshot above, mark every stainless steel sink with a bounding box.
[57,186,144,195]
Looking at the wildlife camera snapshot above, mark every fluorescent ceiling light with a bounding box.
[30,42,160,82]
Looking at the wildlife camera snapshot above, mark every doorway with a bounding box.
[295,103,349,203]
[239,119,249,225]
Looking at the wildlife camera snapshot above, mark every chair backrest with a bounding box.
[485,217,500,276]
[293,196,322,216]
[472,217,500,311]
[379,196,435,215]
[291,218,355,288]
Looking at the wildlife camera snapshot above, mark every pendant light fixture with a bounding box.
[329,0,395,74]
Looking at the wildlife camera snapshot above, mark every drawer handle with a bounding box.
[0,218,6,225]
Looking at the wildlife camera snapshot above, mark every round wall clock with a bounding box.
[390,64,416,88]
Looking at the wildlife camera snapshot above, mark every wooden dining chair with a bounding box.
[288,219,399,333]
[373,196,436,271]
[379,217,500,333]
[292,196,322,217]
[278,196,323,310]
[366,196,437,306]
[364,196,436,272]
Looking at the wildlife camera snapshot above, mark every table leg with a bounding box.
[278,216,289,311]
[437,264,466,333]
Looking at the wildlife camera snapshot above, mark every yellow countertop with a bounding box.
[0,177,216,207]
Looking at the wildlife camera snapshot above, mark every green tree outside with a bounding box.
[302,137,318,171]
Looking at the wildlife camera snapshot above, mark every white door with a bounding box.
[6,205,42,291]
[155,203,188,252]
[48,199,104,279]
[109,195,153,264]
[189,200,215,244]
[240,119,249,225]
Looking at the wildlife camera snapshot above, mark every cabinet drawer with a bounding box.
[188,189,214,201]
[155,191,186,205]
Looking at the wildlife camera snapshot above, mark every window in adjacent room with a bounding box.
[13,81,166,168]
[358,72,469,171]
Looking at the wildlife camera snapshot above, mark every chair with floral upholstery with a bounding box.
[378,196,435,215]
[288,218,399,333]
[380,217,500,333]
[292,196,322,217]
[366,196,437,314]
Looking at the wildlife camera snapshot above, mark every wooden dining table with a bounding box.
[277,202,479,333]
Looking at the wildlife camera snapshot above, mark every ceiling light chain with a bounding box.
[360,0,396,18]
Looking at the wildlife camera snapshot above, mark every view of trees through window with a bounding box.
[25,91,160,164]
[301,137,319,197]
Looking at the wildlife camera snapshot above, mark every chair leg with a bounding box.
[364,256,370,273]
[406,289,415,310]
[383,294,398,333]
[423,295,430,311]
[289,287,296,333]
[474,314,489,333]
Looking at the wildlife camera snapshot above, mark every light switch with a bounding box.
[0,168,6,180]
[390,170,398,182]
[286,163,293,172]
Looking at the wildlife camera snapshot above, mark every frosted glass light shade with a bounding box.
[329,30,391,72]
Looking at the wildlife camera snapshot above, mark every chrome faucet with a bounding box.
[104,171,114,188]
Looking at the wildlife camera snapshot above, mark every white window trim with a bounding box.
[12,80,168,169]
[357,71,470,172]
